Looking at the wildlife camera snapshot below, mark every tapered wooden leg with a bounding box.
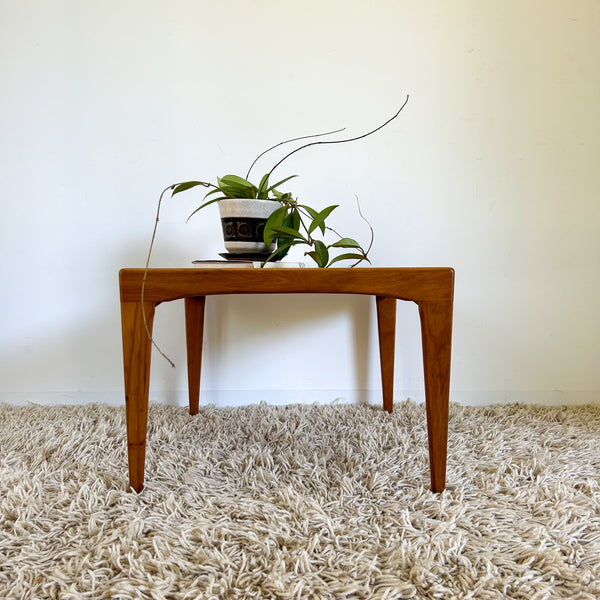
[121,300,155,493]
[418,300,453,493]
[185,296,206,416]
[376,296,397,413]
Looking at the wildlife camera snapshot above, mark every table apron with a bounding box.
[119,268,454,304]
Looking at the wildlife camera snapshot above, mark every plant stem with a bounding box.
[267,95,409,178]
[350,195,374,267]
[245,128,346,181]
[140,183,180,368]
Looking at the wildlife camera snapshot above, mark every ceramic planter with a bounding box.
[218,198,279,254]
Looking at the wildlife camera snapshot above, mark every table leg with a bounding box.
[185,296,206,416]
[418,300,453,493]
[376,296,397,413]
[121,300,155,493]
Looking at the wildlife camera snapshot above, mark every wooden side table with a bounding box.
[119,268,454,493]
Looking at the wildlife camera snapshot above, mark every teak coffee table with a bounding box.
[119,267,454,493]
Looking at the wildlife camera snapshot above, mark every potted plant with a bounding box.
[150,95,409,268]
[141,97,409,366]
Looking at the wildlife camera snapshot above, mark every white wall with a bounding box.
[1,1,598,407]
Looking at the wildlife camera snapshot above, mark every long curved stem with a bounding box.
[267,95,409,178]
[245,128,346,181]
[140,183,180,368]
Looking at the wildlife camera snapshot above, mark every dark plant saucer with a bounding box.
[219,252,273,261]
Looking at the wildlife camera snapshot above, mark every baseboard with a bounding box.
[449,390,600,406]
[1,389,598,407]
[0,390,383,408]
[0,391,127,407]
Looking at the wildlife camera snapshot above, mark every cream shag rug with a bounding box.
[1,401,599,599]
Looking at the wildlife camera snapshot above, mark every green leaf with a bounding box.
[257,173,270,199]
[186,196,226,222]
[326,252,367,267]
[203,187,225,199]
[171,181,211,196]
[219,174,255,188]
[275,238,292,260]
[264,210,301,258]
[299,205,319,220]
[262,240,297,265]
[217,175,258,198]
[283,209,301,232]
[263,206,288,245]
[308,205,338,235]
[298,205,324,233]
[329,237,362,248]
[305,240,329,268]
[267,174,297,193]
[268,225,307,241]
[273,189,293,201]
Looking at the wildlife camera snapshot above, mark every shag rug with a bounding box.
[1,401,599,599]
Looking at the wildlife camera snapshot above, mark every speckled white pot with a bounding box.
[218,198,279,254]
